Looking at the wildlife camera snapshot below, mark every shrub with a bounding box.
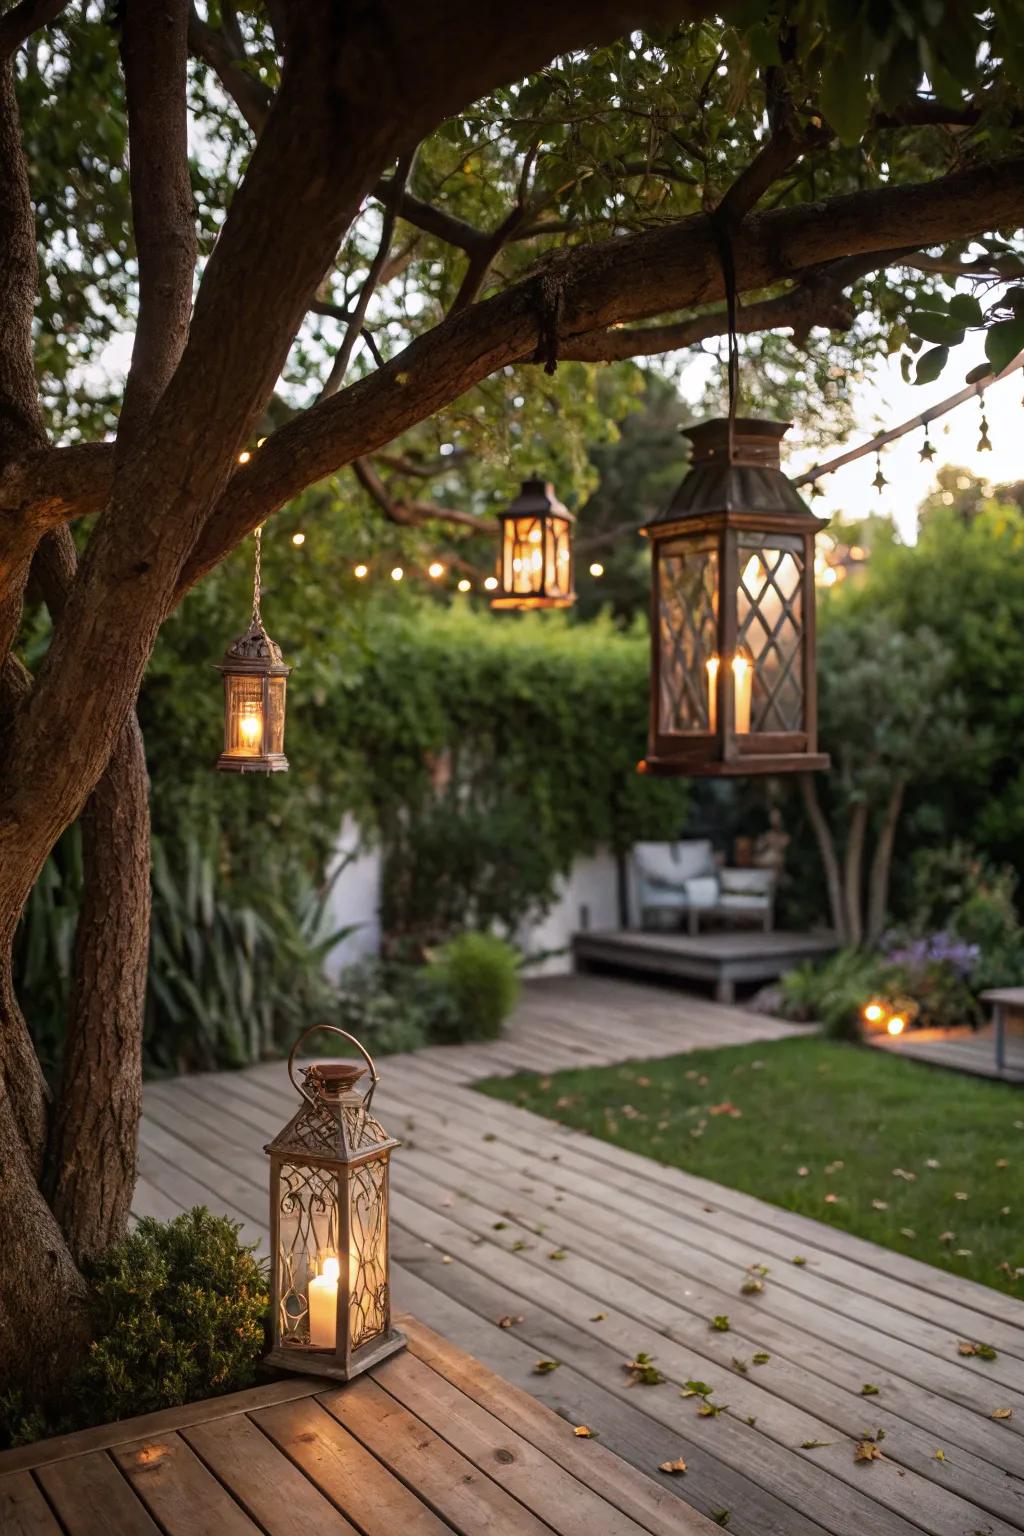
[334,957,433,1056]
[778,948,889,1040]
[427,932,521,1042]
[76,1209,269,1425]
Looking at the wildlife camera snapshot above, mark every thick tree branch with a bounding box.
[182,154,1024,594]
[0,0,66,57]
[353,456,496,531]
[373,177,487,253]
[118,0,197,446]
[187,2,272,134]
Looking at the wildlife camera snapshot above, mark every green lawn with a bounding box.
[476,1036,1024,1299]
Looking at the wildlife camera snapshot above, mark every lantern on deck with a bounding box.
[214,525,290,773]
[490,477,575,609]
[264,1026,404,1382]
[640,418,829,777]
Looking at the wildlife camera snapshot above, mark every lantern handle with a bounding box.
[287,1025,381,1114]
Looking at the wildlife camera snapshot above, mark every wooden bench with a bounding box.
[0,1317,716,1536]
[980,985,1024,1076]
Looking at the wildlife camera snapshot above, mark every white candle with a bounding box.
[238,708,263,749]
[705,655,720,733]
[308,1254,339,1348]
[732,655,752,734]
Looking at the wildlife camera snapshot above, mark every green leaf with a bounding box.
[947,294,983,328]
[914,346,949,385]
[821,55,870,144]
[906,311,965,346]
[985,319,1024,374]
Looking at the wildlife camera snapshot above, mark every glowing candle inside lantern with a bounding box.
[238,707,263,750]
[732,655,752,734]
[706,655,720,733]
[308,1254,340,1348]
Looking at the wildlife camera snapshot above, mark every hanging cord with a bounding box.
[710,210,741,457]
[251,524,263,627]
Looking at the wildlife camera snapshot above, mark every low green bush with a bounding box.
[778,948,889,1040]
[0,1209,268,1449]
[427,932,521,1042]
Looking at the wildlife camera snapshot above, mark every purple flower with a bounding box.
[884,931,979,979]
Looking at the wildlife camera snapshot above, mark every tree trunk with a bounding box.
[866,778,905,946]
[47,713,151,1263]
[843,801,869,947]
[798,773,847,941]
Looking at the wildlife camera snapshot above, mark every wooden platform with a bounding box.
[871,1022,1024,1084]
[0,1316,714,1536]
[124,976,1024,1536]
[573,927,838,1001]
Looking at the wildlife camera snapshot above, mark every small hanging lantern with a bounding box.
[490,477,575,609]
[264,1025,405,1382]
[214,526,290,773]
[639,417,829,778]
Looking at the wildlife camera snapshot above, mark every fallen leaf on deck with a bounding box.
[497,1315,523,1328]
[854,1441,883,1463]
[681,1380,713,1398]
[745,1414,757,1426]
[710,1315,731,1332]
[441,1255,453,1265]
[573,1425,596,1437]
[511,1239,529,1252]
[860,1384,879,1396]
[752,1351,770,1365]
[731,1357,748,1374]
[801,1439,834,1449]
[712,1509,731,1527]
[933,1449,946,1462]
[992,1407,1013,1421]
[548,1249,567,1261]
[483,1133,496,1142]
[741,1276,764,1295]
[659,1457,687,1474]
[792,1255,807,1266]
[958,1340,998,1360]
[591,1311,606,1321]
[493,1220,508,1230]
[698,1399,726,1417]
[624,1352,666,1386]
[533,1359,560,1373]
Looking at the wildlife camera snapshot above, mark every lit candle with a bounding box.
[732,655,752,734]
[308,1254,340,1348]
[706,656,720,733]
[238,708,263,750]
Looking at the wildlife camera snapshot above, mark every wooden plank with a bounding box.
[376,1336,716,1535]
[130,1174,189,1226]
[0,1378,324,1475]
[253,1396,451,1536]
[321,1373,588,1536]
[37,1451,161,1536]
[182,1412,362,1535]
[0,1472,63,1536]
[113,1432,261,1536]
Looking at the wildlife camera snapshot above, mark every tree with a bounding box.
[3,0,1024,1398]
[799,611,970,946]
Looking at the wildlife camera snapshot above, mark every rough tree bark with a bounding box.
[798,773,847,941]
[843,801,870,948]
[866,779,906,947]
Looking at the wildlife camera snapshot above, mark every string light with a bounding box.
[237,449,252,465]
[589,561,604,577]
[291,532,305,546]
[428,561,445,579]
[390,566,404,582]
[353,563,368,579]
[483,575,498,590]
[457,578,471,592]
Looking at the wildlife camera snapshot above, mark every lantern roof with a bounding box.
[643,417,821,531]
[265,1059,398,1166]
[214,618,291,675]
[500,477,575,524]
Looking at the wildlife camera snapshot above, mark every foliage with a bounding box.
[1,1209,268,1447]
[908,841,1024,991]
[477,1036,1024,1299]
[333,958,434,1057]
[778,948,888,1039]
[426,932,521,1043]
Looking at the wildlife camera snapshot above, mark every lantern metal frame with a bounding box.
[264,1025,405,1383]
[640,417,829,778]
[214,525,290,773]
[490,477,576,610]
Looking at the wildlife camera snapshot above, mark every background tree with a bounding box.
[3,0,1024,1396]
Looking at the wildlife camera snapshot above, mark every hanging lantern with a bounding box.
[264,1025,404,1382]
[640,417,829,778]
[214,526,290,773]
[490,477,575,609]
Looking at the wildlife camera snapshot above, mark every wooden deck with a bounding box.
[871,1022,1024,1084]
[125,975,1024,1536]
[573,928,838,1001]
[0,1316,714,1536]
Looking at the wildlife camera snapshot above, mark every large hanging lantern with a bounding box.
[264,1025,404,1382]
[490,477,575,609]
[640,418,829,777]
[214,525,290,773]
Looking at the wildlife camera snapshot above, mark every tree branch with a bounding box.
[353,456,496,531]
[187,2,272,134]
[0,0,67,58]
[373,177,486,253]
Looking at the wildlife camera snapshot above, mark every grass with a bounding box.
[476,1036,1024,1299]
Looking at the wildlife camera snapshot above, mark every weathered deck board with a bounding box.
[121,975,1024,1536]
[871,1026,1024,1084]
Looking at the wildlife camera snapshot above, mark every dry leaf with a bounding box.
[854,1440,883,1463]
[573,1425,596,1437]
[900,1228,916,1239]
[801,1439,833,1449]
[824,1193,841,1204]
[624,1353,666,1386]
[497,1315,523,1329]
[926,1157,940,1168]
[792,1255,807,1266]
[698,1399,726,1417]
[710,1315,731,1332]
[992,1407,1013,1421]
[938,1231,956,1244]
[860,1384,879,1396]
[752,1351,770,1365]
[731,1357,748,1374]
[871,1199,889,1210]
[493,1220,508,1230]
[441,1255,453,1265]
[954,1191,970,1200]
[548,1249,567,1261]
[797,1166,810,1177]
[996,1158,1009,1168]
[533,1359,560,1374]
[659,1457,687,1475]
[825,1159,844,1174]
[933,1449,946,1462]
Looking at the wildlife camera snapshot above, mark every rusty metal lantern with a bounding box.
[490,477,576,609]
[640,418,829,777]
[214,525,290,773]
[264,1025,405,1382]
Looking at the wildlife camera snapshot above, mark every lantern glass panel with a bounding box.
[276,1161,338,1347]
[657,535,719,734]
[548,516,572,597]
[736,533,805,733]
[503,514,545,598]
[349,1159,389,1350]
[224,674,265,757]
[267,675,287,755]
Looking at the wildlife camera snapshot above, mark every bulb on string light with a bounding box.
[390,566,404,582]
[353,564,368,579]
[427,561,445,579]
[291,532,305,546]
[589,562,605,578]
[483,575,498,590]
[872,451,888,494]
[457,578,471,592]
[237,449,252,465]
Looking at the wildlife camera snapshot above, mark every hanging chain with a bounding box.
[252,524,263,626]
[711,210,740,456]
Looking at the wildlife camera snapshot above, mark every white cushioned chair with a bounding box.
[629,842,776,934]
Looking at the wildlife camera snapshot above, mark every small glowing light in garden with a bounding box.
[390,566,404,582]
[457,578,471,592]
[214,527,289,775]
[291,532,305,546]
[887,1014,907,1036]
[492,479,575,610]
[589,561,605,577]
[427,561,445,579]
[353,563,368,579]
[640,418,828,778]
[265,1027,404,1381]
[237,449,252,464]
[863,1001,885,1024]
[484,575,498,590]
